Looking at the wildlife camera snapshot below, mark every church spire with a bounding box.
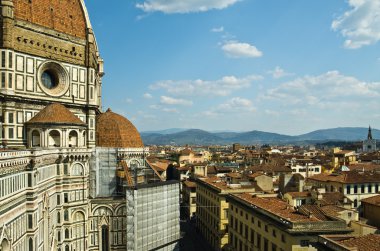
[368,125,373,140]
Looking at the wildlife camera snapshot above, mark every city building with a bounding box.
[318,234,380,251]
[195,176,259,251]
[308,171,380,210]
[0,1,180,251]
[361,195,380,228]
[182,180,197,220]
[227,193,352,251]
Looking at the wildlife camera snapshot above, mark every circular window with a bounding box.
[41,70,58,89]
[38,61,69,97]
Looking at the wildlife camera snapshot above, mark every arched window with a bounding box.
[65,228,70,239]
[49,130,61,147]
[31,130,40,147]
[65,245,69,251]
[1,238,10,251]
[68,131,78,147]
[101,225,109,251]
[71,163,84,176]
[354,199,358,207]
[57,211,61,224]
[29,238,33,251]
[58,230,61,242]
[64,209,69,221]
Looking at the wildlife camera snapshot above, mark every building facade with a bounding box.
[227,194,352,251]
[195,177,258,251]
[0,1,180,251]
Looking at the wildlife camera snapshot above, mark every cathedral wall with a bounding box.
[0,49,98,147]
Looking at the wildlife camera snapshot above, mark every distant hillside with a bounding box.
[140,127,379,146]
[296,127,380,141]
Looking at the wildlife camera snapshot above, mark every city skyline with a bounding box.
[86,0,380,135]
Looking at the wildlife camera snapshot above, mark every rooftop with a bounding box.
[26,103,85,126]
[233,193,321,223]
[308,171,380,184]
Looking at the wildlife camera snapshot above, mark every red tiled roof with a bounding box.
[26,103,85,125]
[308,171,380,184]
[286,192,311,198]
[338,234,380,251]
[183,180,196,188]
[361,195,380,206]
[235,194,321,223]
[96,109,144,148]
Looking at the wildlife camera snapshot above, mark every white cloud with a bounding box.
[222,41,263,58]
[267,66,294,79]
[143,93,153,99]
[332,0,380,49]
[263,71,380,108]
[203,97,256,117]
[162,108,179,113]
[211,26,224,33]
[160,96,193,106]
[125,98,133,104]
[150,75,262,97]
[136,0,240,14]
[218,97,256,112]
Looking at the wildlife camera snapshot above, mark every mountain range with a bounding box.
[140,127,380,146]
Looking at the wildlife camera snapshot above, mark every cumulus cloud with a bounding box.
[160,96,193,106]
[222,41,263,58]
[332,0,380,49]
[267,66,294,79]
[143,93,153,99]
[218,97,256,112]
[263,71,380,108]
[150,75,262,97]
[136,0,240,14]
[211,26,224,33]
[203,97,256,117]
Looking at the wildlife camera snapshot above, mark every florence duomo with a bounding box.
[0,1,180,251]
[2,1,380,251]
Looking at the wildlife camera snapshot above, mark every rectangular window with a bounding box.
[8,128,14,138]
[1,72,5,88]
[57,194,61,205]
[8,113,14,123]
[8,52,12,68]
[281,234,286,243]
[64,164,68,175]
[8,73,12,88]
[27,214,33,229]
[346,185,351,194]
[64,193,68,203]
[1,51,5,67]
[257,233,261,249]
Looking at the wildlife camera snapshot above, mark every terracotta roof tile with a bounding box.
[26,103,85,125]
[235,194,321,223]
[361,195,380,206]
[96,109,144,148]
[308,171,380,184]
[338,234,380,251]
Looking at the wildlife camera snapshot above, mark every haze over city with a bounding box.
[86,0,380,135]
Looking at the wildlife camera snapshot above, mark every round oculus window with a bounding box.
[38,61,69,97]
[41,70,58,89]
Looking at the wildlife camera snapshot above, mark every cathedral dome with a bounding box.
[96,109,144,148]
[26,103,85,126]
[13,0,90,38]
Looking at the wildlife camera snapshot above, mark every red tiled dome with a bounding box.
[26,103,85,126]
[96,109,144,148]
[13,0,87,38]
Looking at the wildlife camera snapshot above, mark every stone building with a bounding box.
[363,126,377,153]
[0,1,180,251]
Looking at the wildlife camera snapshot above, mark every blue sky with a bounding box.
[85,0,380,135]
